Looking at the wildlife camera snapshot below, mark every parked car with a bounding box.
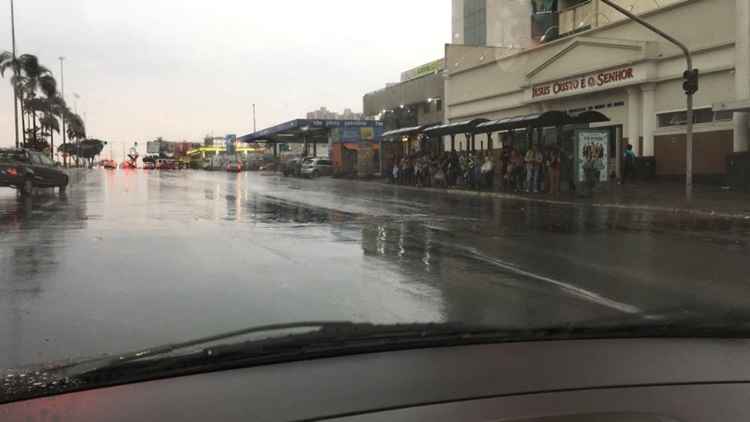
[300,157,334,178]
[0,148,69,195]
[226,161,242,173]
[143,161,156,170]
[282,158,302,177]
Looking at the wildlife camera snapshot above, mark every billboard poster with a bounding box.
[575,129,609,182]
[341,127,361,142]
[330,125,383,144]
[360,127,374,141]
[400,59,444,83]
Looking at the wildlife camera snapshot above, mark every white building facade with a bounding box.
[445,0,749,179]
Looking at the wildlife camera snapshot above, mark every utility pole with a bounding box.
[59,56,67,167]
[252,104,256,133]
[10,0,19,148]
[600,0,696,200]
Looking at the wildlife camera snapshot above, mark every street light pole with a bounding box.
[599,0,695,200]
[9,0,19,148]
[59,56,67,167]
[252,104,256,133]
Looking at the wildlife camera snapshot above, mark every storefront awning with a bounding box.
[567,110,610,124]
[475,110,609,132]
[422,118,489,137]
[477,111,568,132]
[381,123,439,140]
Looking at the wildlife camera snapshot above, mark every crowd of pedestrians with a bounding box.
[389,144,564,195]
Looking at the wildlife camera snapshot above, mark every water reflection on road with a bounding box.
[1,170,749,369]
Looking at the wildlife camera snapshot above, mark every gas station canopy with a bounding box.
[238,119,385,143]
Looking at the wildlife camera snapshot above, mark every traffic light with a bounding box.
[683,69,699,95]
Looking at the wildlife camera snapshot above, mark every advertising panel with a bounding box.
[400,59,444,83]
[575,129,609,182]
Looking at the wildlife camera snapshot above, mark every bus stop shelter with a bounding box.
[422,119,489,152]
[380,123,440,172]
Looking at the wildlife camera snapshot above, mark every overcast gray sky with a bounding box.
[0,0,449,152]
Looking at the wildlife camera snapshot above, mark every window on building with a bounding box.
[715,110,734,121]
[463,0,486,46]
[694,108,714,124]
[658,107,723,127]
[423,102,431,114]
[436,99,443,112]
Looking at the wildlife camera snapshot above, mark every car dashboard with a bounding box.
[2,338,750,421]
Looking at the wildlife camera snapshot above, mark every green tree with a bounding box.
[39,111,60,159]
[46,95,69,160]
[1,53,59,149]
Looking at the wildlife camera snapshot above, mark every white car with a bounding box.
[300,158,334,178]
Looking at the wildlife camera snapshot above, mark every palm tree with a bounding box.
[1,52,69,155]
[20,58,54,148]
[47,95,68,160]
[24,96,47,149]
[65,112,86,166]
[39,112,60,159]
[0,51,27,147]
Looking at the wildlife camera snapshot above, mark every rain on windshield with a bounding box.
[1,0,750,378]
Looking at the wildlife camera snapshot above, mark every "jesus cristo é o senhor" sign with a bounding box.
[532,67,636,99]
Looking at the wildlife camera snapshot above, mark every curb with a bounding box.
[367,180,750,220]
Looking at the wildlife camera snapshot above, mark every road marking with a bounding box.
[455,244,642,314]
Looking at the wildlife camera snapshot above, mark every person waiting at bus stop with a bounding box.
[547,149,561,195]
[622,143,637,184]
[525,145,543,193]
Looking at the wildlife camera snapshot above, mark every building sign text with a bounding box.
[532,67,635,99]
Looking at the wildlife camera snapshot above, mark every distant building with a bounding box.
[306,107,366,121]
[362,59,445,130]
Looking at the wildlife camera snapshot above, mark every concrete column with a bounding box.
[442,70,451,152]
[626,86,642,155]
[615,125,623,180]
[735,0,750,151]
[641,83,656,157]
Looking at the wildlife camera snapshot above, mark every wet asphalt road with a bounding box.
[1,169,749,369]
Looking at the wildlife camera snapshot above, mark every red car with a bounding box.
[226,162,243,173]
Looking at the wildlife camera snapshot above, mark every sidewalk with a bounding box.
[373,179,750,219]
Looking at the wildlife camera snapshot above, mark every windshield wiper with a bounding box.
[35,316,750,379]
[47,321,485,378]
[7,319,750,405]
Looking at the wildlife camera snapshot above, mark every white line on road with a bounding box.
[455,245,642,314]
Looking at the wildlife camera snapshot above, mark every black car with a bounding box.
[0,148,69,195]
